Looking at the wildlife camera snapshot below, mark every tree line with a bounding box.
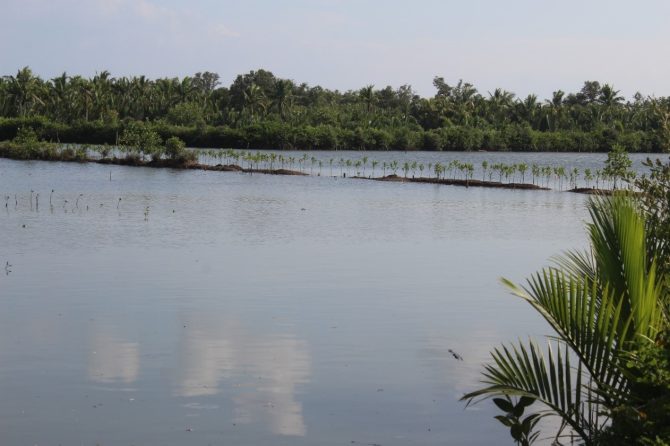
[1,67,669,152]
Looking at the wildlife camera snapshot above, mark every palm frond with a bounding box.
[466,196,668,444]
[502,274,631,400]
[462,340,597,442]
[587,196,664,340]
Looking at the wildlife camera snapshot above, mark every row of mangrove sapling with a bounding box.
[194,148,635,190]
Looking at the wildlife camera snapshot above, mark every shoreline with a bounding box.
[1,152,617,194]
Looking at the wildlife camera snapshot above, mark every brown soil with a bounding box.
[375,174,406,182]
[568,188,615,195]
[371,175,549,190]
[97,157,203,169]
[94,158,305,175]
[250,168,308,176]
[200,163,244,172]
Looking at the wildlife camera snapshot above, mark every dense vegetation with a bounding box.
[1,67,669,152]
[464,161,670,445]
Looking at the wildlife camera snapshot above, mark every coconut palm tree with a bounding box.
[543,90,565,131]
[5,67,44,117]
[359,85,375,115]
[272,79,294,121]
[463,196,668,444]
[243,83,267,123]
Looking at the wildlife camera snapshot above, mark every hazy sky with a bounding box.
[2,0,669,99]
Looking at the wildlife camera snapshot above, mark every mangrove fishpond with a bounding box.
[0,152,660,444]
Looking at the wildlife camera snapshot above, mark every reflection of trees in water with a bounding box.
[174,312,311,436]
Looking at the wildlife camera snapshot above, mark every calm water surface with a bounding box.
[0,155,598,445]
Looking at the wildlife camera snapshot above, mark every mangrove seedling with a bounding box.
[531,164,540,185]
[518,163,528,183]
[603,144,634,189]
[584,168,593,188]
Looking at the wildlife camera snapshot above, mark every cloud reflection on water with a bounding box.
[174,312,310,436]
[88,328,140,384]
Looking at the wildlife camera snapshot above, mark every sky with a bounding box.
[1,0,669,100]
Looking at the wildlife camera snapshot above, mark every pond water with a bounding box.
[0,153,649,444]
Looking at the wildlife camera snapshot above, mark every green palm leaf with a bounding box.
[464,340,598,442]
[464,196,668,444]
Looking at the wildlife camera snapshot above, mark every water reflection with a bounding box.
[422,327,505,396]
[88,328,140,384]
[0,157,594,444]
[174,315,239,397]
[174,312,311,436]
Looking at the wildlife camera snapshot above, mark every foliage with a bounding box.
[636,157,670,280]
[163,136,196,163]
[463,196,668,445]
[492,396,542,445]
[119,121,162,160]
[603,144,635,188]
[596,332,670,445]
[13,126,39,148]
[166,102,205,127]
[1,67,669,151]
[594,156,670,446]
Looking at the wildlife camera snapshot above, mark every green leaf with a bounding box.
[463,197,669,444]
[493,397,514,413]
[518,396,535,409]
[494,415,514,427]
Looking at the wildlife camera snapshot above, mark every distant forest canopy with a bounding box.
[1,66,669,152]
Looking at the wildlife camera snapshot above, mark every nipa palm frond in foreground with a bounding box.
[463,196,668,445]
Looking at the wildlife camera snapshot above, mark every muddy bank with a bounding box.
[96,158,307,175]
[567,187,638,196]
[364,174,549,190]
